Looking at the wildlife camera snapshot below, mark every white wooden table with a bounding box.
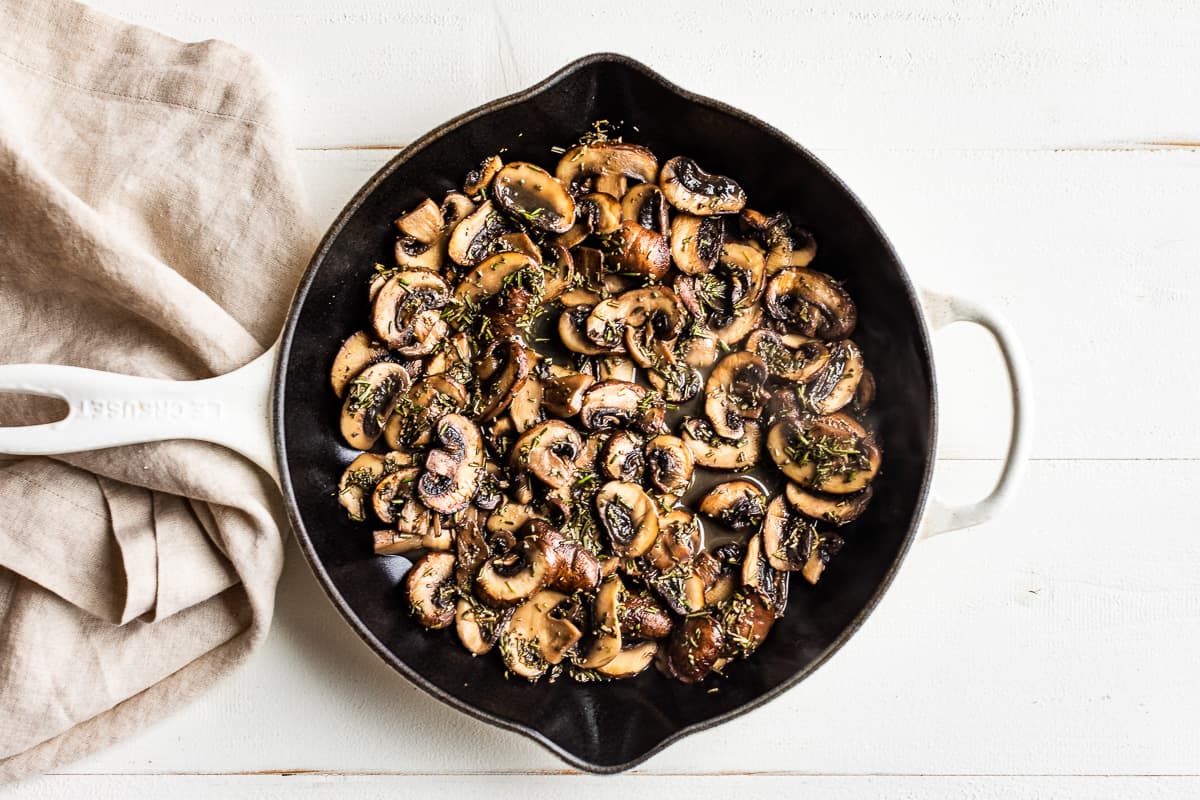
[9,2,1200,797]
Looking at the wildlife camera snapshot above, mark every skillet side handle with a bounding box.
[0,345,278,482]
[919,290,1033,538]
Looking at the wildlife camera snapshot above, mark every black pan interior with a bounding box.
[275,54,935,773]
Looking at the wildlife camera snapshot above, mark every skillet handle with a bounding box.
[918,289,1033,537]
[0,345,278,482]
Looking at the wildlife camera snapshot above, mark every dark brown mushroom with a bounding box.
[659,156,746,216]
[555,142,658,197]
[595,481,660,557]
[853,367,876,412]
[417,414,484,515]
[694,543,744,606]
[406,552,458,629]
[619,589,673,640]
[542,372,594,418]
[586,287,684,363]
[761,494,819,572]
[454,251,543,310]
[370,466,423,525]
[555,191,622,248]
[463,154,503,197]
[742,533,789,618]
[374,526,452,556]
[646,509,702,572]
[491,161,576,233]
[786,481,874,526]
[621,182,670,236]
[704,351,769,440]
[661,614,725,683]
[384,374,468,450]
[339,362,411,449]
[558,304,622,356]
[447,200,513,267]
[764,268,857,340]
[718,589,776,659]
[578,380,665,435]
[698,479,767,531]
[766,413,882,494]
[337,451,412,521]
[475,531,557,607]
[671,213,726,275]
[745,328,831,383]
[596,642,658,678]
[802,340,864,415]
[646,361,703,404]
[610,220,671,280]
[644,435,695,496]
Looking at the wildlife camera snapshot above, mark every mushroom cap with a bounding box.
[447,200,513,267]
[339,361,412,449]
[704,351,769,440]
[610,221,671,280]
[698,479,767,531]
[406,551,458,629]
[646,361,703,404]
[395,198,444,244]
[475,532,556,607]
[662,614,725,683]
[680,417,761,470]
[555,142,659,189]
[621,182,670,236]
[509,419,583,489]
[670,213,726,275]
[337,451,404,521]
[766,413,882,494]
[718,589,776,659]
[596,641,658,678]
[559,305,622,356]
[644,435,695,496]
[646,508,702,571]
[491,162,576,233]
[659,156,747,216]
[619,589,673,640]
[370,466,423,525]
[595,480,660,557]
[578,380,665,435]
[586,286,684,350]
[330,331,390,399]
[417,414,484,515]
[498,589,584,680]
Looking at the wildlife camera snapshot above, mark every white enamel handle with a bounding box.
[918,289,1033,537]
[0,345,278,482]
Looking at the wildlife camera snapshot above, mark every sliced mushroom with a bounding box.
[506,369,543,435]
[621,182,670,236]
[371,466,422,525]
[802,340,864,415]
[330,331,390,398]
[554,191,622,247]
[576,575,624,669]
[406,552,457,629]
[394,235,442,272]
[579,380,665,435]
[705,351,769,440]
[659,156,746,216]
[718,589,776,659]
[586,287,684,353]
[598,430,644,482]
[418,414,484,515]
[395,198,443,244]
[679,331,720,369]
[680,417,761,470]
[644,562,706,616]
[540,244,575,303]
[714,303,762,349]
[661,614,725,683]
[340,362,411,449]
[510,420,583,489]
[644,435,695,496]
[448,200,513,267]
[542,372,594,418]
[374,526,452,556]
[494,231,543,262]
[337,451,409,521]
[801,530,845,585]
[698,479,767,531]
[619,589,673,640]
[475,338,530,421]
[767,413,882,494]
[498,589,583,680]
[671,213,726,275]
[853,368,876,412]
[370,270,450,354]
[593,355,638,383]
[555,142,658,197]
[742,533,789,618]
[485,500,540,537]
[595,481,660,557]
[610,220,671,280]
[455,597,512,656]
[694,544,743,606]
[534,521,602,593]
[384,375,468,450]
[453,515,491,585]
[475,532,557,607]
[559,305,622,356]
[425,332,473,386]
[786,481,874,526]
[646,509,702,571]
[454,251,542,309]
[764,268,857,340]
[596,641,658,678]
[646,361,703,404]
[491,161,576,233]
[463,154,503,197]
[761,494,819,571]
[745,328,830,383]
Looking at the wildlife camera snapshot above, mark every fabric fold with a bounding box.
[0,0,315,781]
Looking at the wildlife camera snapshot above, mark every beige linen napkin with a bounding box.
[0,0,314,780]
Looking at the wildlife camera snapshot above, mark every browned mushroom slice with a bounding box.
[767,413,882,494]
[800,530,846,585]
[598,430,644,482]
[340,362,411,449]
[645,509,702,572]
[507,367,544,434]
[802,340,864,415]
[441,191,478,230]
[661,614,725,683]
[510,419,583,490]
[786,481,874,526]
[373,526,453,556]
[592,355,638,384]
[705,351,769,440]
[719,242,766,308]
[371,466,422,524]
[542,372,594,418]
[370,270,450,354]
[425,332,473,385]
[463,154,503,197]
[447,200,513,267]
[417,414,484,515]
[698,479,767,531]
[659,156,746,216]
[609,220,671,280]
[742,533,789,618]
[394,236,442,272]
[644,562,706,616]
[384,374,468,450]
[395,198,443,244]
[596,641,658,679]
[455,597,512,656]
[337,451,409,521]
[595,481,660,557]
[694,543,744,606]
[475,532,557,607]
[718,588,776,659]
[493,231,543,263]
[586,287,684,354]
[533,521,601,594]
[853,367,876,412]
[621,182,670,236]
[644,435,695,496]
[558,305,622,356]
[484,500,540,537]
[406,551,457,629]
[744,328,830,383]
[491,162,576,233]
[761,494,819,571]
[555,142,658,196]
[619,589,673,640]
[646,361,703,405]
[578,380,665,435]
[555,191,622,248]
[453,514,491,585]
[671,213,726,275]
[678,331,720,369]
[330,331,391,398]
[475,338,530,421]
[454,251,543,309]
[680,417,761,470]
[540,244,575,303]
[764,268,857,340]
[575,575,624,669]
[498,589,584,680]
[714,303,762,350]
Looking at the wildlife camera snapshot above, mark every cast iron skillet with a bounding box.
[0,54,1031,773]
